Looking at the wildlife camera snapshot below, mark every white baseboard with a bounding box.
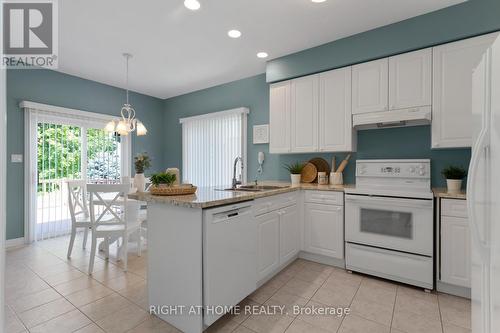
[437,280,471,299]
[299,251,346,269]
[5,237,25,249]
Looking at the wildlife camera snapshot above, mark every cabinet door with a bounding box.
[432,32,499,148]
[257,211,281,281]
[304,203,344,259]
[441,216,471,287]
[269,81,291,153]
[389,48,431,109]
[352,58,389,114]
[279,204,299,264]
[291,75,319,152]
[319,67,354,152]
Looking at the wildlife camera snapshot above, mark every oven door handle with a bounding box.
[345,194,432,208]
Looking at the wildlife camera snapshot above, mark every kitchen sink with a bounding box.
[220,185,289,192]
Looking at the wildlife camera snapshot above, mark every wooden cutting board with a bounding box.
[309,157,331,174]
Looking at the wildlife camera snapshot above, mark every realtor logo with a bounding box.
[2,0,58,68]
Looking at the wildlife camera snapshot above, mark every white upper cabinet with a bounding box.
[389,48,432,110]
[432,32,499,148]
[291,75,319,152]
[269,81,291,153]
[352,58,389,114]
[319,67,354,152]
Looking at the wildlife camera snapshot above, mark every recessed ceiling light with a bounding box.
[227,30,242,38]
[311,0,327,2]
[184,0,200,10]
[257,52,268,59]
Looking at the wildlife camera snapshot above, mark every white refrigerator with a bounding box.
[468,34,500,333]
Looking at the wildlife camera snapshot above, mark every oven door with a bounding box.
[345,194,433,256]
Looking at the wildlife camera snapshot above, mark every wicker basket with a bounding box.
[150,184,197,196]
[301,163,317,183]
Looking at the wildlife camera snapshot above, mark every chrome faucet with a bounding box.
[232,156,243,189]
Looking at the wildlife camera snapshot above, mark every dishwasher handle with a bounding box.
[212,205,252,223]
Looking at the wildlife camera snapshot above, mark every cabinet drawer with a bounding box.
[304,190,343,205]
[253,191,299,216]
[441,198,467,218]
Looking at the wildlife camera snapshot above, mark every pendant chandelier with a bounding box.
[104,53,147,136]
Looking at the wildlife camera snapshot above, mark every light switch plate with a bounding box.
[253,124,269,144]
[11,154,23,163]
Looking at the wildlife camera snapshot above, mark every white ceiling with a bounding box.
[58,0,465,99]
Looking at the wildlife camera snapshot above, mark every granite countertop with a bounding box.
[128,182,352,209]
[432,187,467,200]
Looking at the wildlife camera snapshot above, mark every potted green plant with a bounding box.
[441,165,467,193]
[150,172,177,187]
[149,172,177,195]
[283,162,305,185]
[133,153,151,192]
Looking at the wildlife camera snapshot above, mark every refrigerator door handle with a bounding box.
[467,48,492,262]
[467,126,490,261]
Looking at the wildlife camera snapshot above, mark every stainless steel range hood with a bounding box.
[352,106,431,130]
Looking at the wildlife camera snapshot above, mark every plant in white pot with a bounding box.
[134,153,151,192]
[441,165,467,193]
[283,162,305,185]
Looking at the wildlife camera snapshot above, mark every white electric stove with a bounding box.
[344,159,434,290]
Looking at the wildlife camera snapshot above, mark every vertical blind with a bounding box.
[22,102,131,242]
[181,108,248,187]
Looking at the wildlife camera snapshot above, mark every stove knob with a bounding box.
[418,164,425,170]
[419,170,425,176]
[409,167,415,173]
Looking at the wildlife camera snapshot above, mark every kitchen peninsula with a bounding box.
[129,183,349,333]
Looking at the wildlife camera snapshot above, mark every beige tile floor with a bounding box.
[5,233,472,333]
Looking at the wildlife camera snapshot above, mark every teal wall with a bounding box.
[267,0,500,82]
[10,0,497,239]
[163,74,470,187]
[6,69,165,240]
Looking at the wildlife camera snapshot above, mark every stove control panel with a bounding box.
[356,160,430,179]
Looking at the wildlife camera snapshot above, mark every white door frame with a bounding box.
[0,0,6,323]
[21,101,131,243]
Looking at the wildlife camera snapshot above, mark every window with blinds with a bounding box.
[181,108,248,187]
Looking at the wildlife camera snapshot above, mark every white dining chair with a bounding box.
[87,183,142,274]
[122,176,148,256]
[67,180,91,258]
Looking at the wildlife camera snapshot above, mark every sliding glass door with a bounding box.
[35,123,125,240]
[24,104,131,242]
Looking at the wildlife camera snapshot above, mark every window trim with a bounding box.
[181,107,249,186]
[179,107,249,124]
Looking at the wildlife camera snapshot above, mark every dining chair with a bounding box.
[122,176,148,256]
[67,180,91,258]
[87,183,142,274]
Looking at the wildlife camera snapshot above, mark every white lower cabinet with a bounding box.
[279,204,299,264]
[304,192,344,259]
[256,211,281,281]
[440,198,471,288]
[255,193,299,281]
